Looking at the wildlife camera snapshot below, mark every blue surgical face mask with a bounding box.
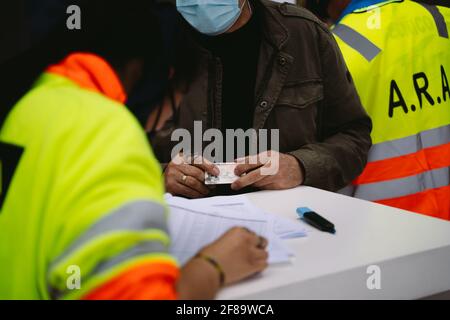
[176,0,246,36]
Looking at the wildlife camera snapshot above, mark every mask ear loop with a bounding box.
[246,0,252,15]
[222,0,251,34]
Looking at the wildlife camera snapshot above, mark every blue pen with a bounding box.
[296,207,336,234]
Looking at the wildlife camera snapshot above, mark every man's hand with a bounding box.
[231,151,304,191]
[165,154,219,198]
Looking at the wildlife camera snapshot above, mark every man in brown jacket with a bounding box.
[152,0,372,198]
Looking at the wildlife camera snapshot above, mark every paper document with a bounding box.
[165,194,306,266]
[185,195,307,239]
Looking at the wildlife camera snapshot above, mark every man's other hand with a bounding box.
[165,153,219,198]
[231,151,304,191]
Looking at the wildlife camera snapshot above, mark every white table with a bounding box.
[217,186,450,300]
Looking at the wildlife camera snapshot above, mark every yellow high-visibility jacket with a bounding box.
[0,53,178,299]
[334,0,450,219]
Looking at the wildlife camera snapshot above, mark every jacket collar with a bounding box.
[257,0,290,50]
[46,52,127,104]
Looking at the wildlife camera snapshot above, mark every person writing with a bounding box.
[0,0,267,300]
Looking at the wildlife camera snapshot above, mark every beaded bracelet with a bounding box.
[195,253,225,287]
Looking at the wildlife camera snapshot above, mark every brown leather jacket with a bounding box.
[152,0,372,192]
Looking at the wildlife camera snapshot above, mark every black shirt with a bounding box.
[197,2,262,160]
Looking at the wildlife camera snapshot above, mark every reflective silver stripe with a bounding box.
[418,3,449,38]
[368,124,450,162]
[91,241,168,276]
[50,241,169,299]
[333,24,381,61]
[354,166,449,201]
[53,200,168,266]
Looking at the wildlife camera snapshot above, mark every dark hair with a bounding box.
[126,2,202,124]
[0,0,200,125]
[163,7,201,94]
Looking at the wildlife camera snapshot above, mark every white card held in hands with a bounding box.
[205,163,239,185]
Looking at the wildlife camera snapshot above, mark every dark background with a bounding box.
[1,0,449,65]
[0,2,28,64]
